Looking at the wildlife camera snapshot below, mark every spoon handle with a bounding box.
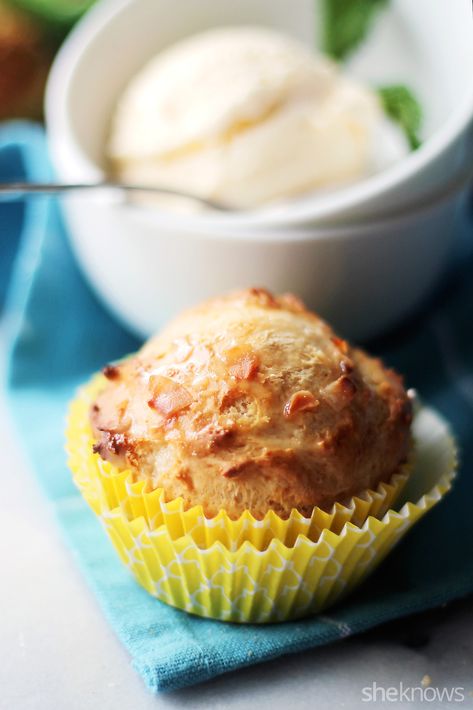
[0,181,231,212]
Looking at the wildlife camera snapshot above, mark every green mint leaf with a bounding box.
[322,0,388,60]
[8,0,94,28]
[378,84,422,150]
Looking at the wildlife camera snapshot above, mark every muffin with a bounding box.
[90,288,412,520]
[67,289,456,622]
[0,3,50,121]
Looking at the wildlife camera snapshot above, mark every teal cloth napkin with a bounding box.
[1,122,473,693]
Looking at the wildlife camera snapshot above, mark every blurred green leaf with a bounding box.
[8,0,94,32]
[378,84,422,150]
[322,0,388,60]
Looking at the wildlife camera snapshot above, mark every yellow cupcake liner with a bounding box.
[79,403,455,623]
[66,375,411,550]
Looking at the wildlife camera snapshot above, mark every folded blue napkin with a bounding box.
[1,122,473,693]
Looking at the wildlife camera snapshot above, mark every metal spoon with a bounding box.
[0,181,232,212]
[0,163,471,219]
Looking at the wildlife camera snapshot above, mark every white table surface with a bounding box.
[1,340,472,710]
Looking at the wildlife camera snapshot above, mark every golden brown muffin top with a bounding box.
[91,288,412,519]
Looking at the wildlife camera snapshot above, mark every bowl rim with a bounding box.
[63,166,464,245]
[45,0,473,231]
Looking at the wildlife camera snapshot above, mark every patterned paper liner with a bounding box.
[65,372,457,623]
[74,403,456,623]
[66,375,411,550]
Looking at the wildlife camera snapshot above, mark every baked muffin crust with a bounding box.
[90,289,412,519]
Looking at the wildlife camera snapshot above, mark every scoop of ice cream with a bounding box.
[108,26,384,208]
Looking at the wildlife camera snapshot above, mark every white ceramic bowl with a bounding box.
[45,0,473,340]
